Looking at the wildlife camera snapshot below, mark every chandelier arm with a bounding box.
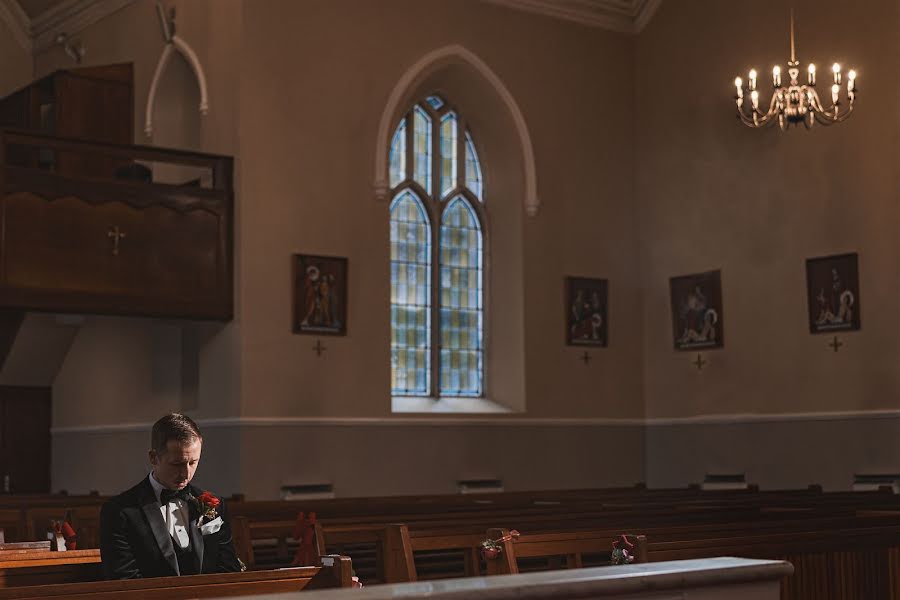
[736,90,781,127]
[738,109,777,128]
[814,102,854,125]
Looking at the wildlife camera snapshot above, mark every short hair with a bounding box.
[151,413,202,455]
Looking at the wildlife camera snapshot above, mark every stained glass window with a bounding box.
[440,113,458,199]
[413,106,432,193]
[389,120,406,188]
[390,191,432,396]
[465,131,483,202]
[439,198,483,396]
[390,96,485,399]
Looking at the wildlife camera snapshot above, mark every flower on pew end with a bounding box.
[480,529,521,560]
[611,534,635,565]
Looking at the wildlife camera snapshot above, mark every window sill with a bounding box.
[392,396,514,414]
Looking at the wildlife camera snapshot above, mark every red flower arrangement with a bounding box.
[192,491,221,523]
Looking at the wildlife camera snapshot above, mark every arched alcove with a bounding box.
[382,47,527,413]
[374,45,539,217]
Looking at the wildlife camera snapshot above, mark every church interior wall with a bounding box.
[27,0,645,497]
[636,0,900,488]
[20,0,892,497]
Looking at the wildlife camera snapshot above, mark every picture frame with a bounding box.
[292,254,347,336]
[669,270,724,351]
[805,252,861,334]
[565,276,608,347]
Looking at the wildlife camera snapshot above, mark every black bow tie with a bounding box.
[160,488,191,505]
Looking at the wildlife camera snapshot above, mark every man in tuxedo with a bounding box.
[100,413,242,579]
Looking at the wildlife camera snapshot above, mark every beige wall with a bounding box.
[635,0,898,419]
[12,0,895,496]
[238,0,642,420]
[20,0,645,495]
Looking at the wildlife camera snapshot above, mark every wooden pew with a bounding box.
[482,528,648,575]
[0,555,353,599]
[0,549,102,586]
[23,506,101,549]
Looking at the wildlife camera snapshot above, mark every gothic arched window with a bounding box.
[389,94,485,398]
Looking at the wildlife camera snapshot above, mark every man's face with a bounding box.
[149,438,202,490]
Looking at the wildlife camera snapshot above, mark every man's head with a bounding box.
[148,413,203,491]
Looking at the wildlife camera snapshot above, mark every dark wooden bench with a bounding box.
[0,555,353,599]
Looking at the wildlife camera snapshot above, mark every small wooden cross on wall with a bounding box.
[829,336,843,353]
[580,351,592,366]
[107,225,126,256]
[312,339,327,357]
[693,354,707,370]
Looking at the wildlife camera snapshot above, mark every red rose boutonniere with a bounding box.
[192,491,221,524]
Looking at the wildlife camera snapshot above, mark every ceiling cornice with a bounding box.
[0,0,32,53]
[31,0,136,52]
[0,0,136,56]
[483,0,662,34]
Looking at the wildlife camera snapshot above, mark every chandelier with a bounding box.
[734,11,857,130]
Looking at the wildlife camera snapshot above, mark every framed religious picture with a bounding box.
[669,270,724,351]
[805,253,861,334]
[565,277,608,347]
[292,254,348,336]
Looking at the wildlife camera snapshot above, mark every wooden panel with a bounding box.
[0,131,233,320]
[3,193,221,301]
[54,66,133,179]
[0,387,51,494]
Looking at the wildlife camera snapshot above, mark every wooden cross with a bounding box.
[580,351,592,366]
[312,340,327,357]
[107,226,126,256]
[829,336,843,353]
[693,354,707,370]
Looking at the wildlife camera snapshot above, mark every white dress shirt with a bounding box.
[148,473,191,549]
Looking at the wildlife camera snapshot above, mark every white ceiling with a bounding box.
[0,0,661,56]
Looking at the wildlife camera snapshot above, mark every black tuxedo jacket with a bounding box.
[99,478,242,579]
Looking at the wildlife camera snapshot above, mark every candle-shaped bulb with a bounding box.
[831,83,840,104]
[848,69,857,80]
[832,63,841,85]
[848,69,856,92]
[751,89,759,109]
[734,77,743,98]
[749,68,757,90]
[807,63,816,85]
[773,65,781,87]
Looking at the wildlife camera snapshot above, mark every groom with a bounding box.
[100,413,242,579]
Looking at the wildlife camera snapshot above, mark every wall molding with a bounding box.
[482,0,662,34]
[0,0,137,56]
[645,408,900,427]
[52,416,646,434]
[50,408,900,435]
[0,0,32,53]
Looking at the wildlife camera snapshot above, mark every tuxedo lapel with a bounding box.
[187,485,205,571]
[138,478,179,575]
